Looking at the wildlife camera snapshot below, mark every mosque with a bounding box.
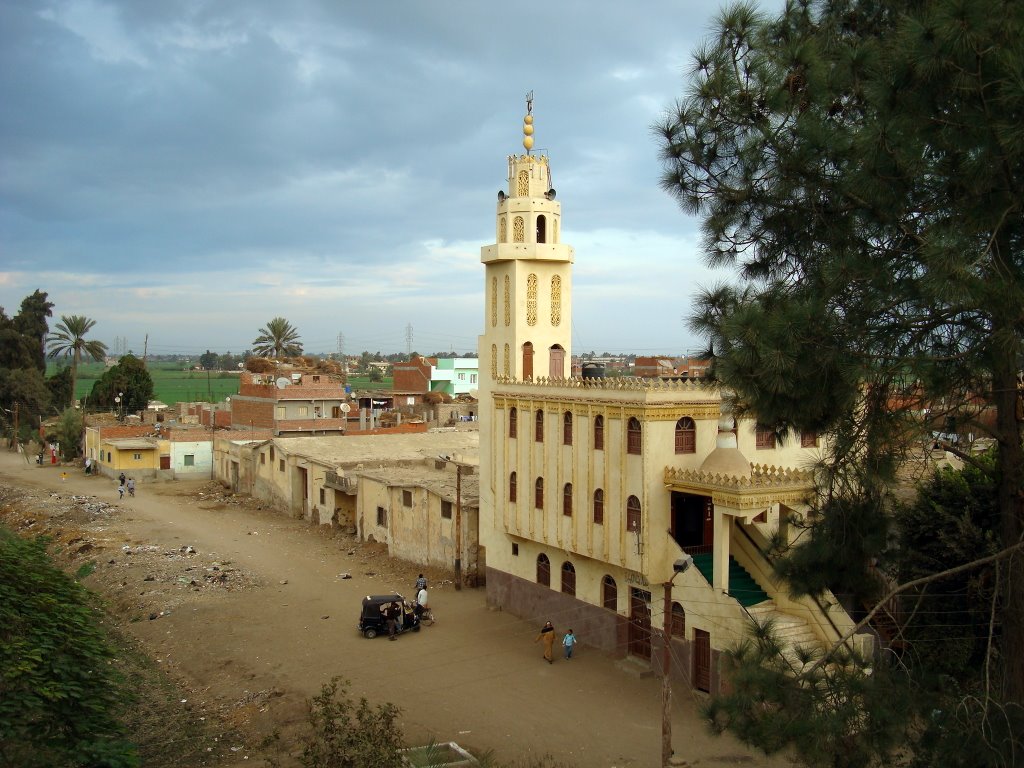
[475,101,867,692]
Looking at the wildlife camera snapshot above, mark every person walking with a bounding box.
[118,472,126,487]
[414,573,427,592]
[60,471,68,482]
[127,478,136,497]
[535,620,556,664]
[117,481,125,499]
[562,629,577,660]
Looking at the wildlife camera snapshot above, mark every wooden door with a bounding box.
[628,589,652,659]
[160,455,171,470]
[702,498,715,548]
[694,629,711,692]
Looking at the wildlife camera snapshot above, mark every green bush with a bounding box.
[0,525,138,768]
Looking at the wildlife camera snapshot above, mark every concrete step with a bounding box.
[615,655,655,679]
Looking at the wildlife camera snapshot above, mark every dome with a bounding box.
[700,446,752,478]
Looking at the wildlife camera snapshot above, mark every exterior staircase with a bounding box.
[747,602,824,670]
[692,553,770,607]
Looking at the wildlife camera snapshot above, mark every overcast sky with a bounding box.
[0,1,753,358]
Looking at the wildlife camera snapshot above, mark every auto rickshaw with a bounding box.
[358,594,420,639]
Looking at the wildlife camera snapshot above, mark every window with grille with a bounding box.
[561,562,576,596]
[534,477,544,509]
[801,430,819,447]
[563,411,572,445]
[403,490,413,507]
[509,471,517,503]
[563,483,573,516]
[675,417,696,454]
[756,427,776,449]
[537,554,550,587]
[535,410,544,442]
[509,407,517,438]
[602,575,617,610]
[626,495,642,533]
[671,602,686,636]
[627,417,642,454]
[594,415,604,450]
[441,500,452,519]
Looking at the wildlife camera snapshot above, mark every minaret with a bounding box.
[478,94,575,387]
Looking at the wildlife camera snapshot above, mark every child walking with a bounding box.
[563,628,577,660]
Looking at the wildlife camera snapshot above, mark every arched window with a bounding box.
[563,483,573,516]
[593,489,604,524]
[537,554,550,587]
[522,342,534,380]
[626,495,642,533]
[563,411,573,445]
[549,345,565,378]
[509,407,517,438]
[509,471,517,503]
[536,214,547,243]
[627,417,642,455]
[561,562,576,596]
[535,410,544,442]
[602,575,617,610]
[535,477,544,509]
[671,601,686,636]
[675,417,696,454]
[594,415,604,450]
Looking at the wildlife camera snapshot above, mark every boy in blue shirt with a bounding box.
[562,629,577,660]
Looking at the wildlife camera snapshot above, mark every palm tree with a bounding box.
[46,315,108,408]
[252,317,303,359]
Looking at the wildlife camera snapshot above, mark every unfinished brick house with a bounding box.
[230,369,354,437]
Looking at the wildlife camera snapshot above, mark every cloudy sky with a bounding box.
[1,1,753,358]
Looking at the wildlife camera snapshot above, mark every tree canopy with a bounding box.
[656,0,1023,759]
[252,317,303,359]
[89,355,154,415]
[46,315,108,410]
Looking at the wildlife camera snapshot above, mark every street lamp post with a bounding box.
[662,555,693,768]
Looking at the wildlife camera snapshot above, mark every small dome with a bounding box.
[524,114,533,125]
[700,446,751,478]
[524,124,534,136]
[523,135,534,150]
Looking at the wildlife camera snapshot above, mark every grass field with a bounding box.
[49,361,390,407]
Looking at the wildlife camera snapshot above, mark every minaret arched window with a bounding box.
[627,417,642,455]
[508,407,517,438]
[490,344,497,378]
[537,553,550,587]
[522,342,534,379]
[561,562,576,595]
[594,415,605,450]
[536,214,547,243]
[626,495,642,533]
[593,489,604,524]
[672,602,686,636]
[562,411,573,445]
[534,477,544,509]
[513,215,525,243]
[508,471,517,503]
[675,417,696,454]
[499,216,507,243]
[535,409,544,442]
[549,345,565,379]
[562,483,573,517]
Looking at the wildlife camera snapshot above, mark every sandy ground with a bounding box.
[0,449,793,768]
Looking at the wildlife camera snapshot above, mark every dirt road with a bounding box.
[1,450,790,767]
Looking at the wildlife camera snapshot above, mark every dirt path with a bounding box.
[1,451,790,767]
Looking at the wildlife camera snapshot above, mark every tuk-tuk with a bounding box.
[358,594,420,639]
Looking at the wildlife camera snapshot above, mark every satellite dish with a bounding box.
[468,389,479,398]
[340,403,351,413]
[276,377,290,389]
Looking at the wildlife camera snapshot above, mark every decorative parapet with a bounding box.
[493,375,712,392]
[664,463,817,513]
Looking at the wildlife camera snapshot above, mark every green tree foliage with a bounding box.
[89,355,154,415]
[0,525,138,768]
[0,368,51,442]
[52,408,84,461]
[47,315,109,410]
[198,350,218,370]
[252,317,303,359]
[298,678,404,768]
[656,0,1024,712]
[46,366,74,414]
[12,290,54,374]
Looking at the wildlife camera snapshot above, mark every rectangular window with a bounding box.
[441,500,453,519]
[184,454,195,467]
[279,459,285,471]
[801,430,819,447]
[377,506,387,526]
[512,543,519,556]
[756,427,776,450]
[458,373,465,381]
[133,453,141,460]
[260,453,266,465]
[298,405,309,417]
[470,374,477,384]
[319,488,326,504]
[403,490,413,507]
[276,406,286,419]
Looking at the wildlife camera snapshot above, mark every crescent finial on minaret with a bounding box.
[523,90,534,152]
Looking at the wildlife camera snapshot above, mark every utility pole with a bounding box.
[455,464,463,591]
[405,324,414,357]
[142,333,148,365]
[12,402,19,453]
